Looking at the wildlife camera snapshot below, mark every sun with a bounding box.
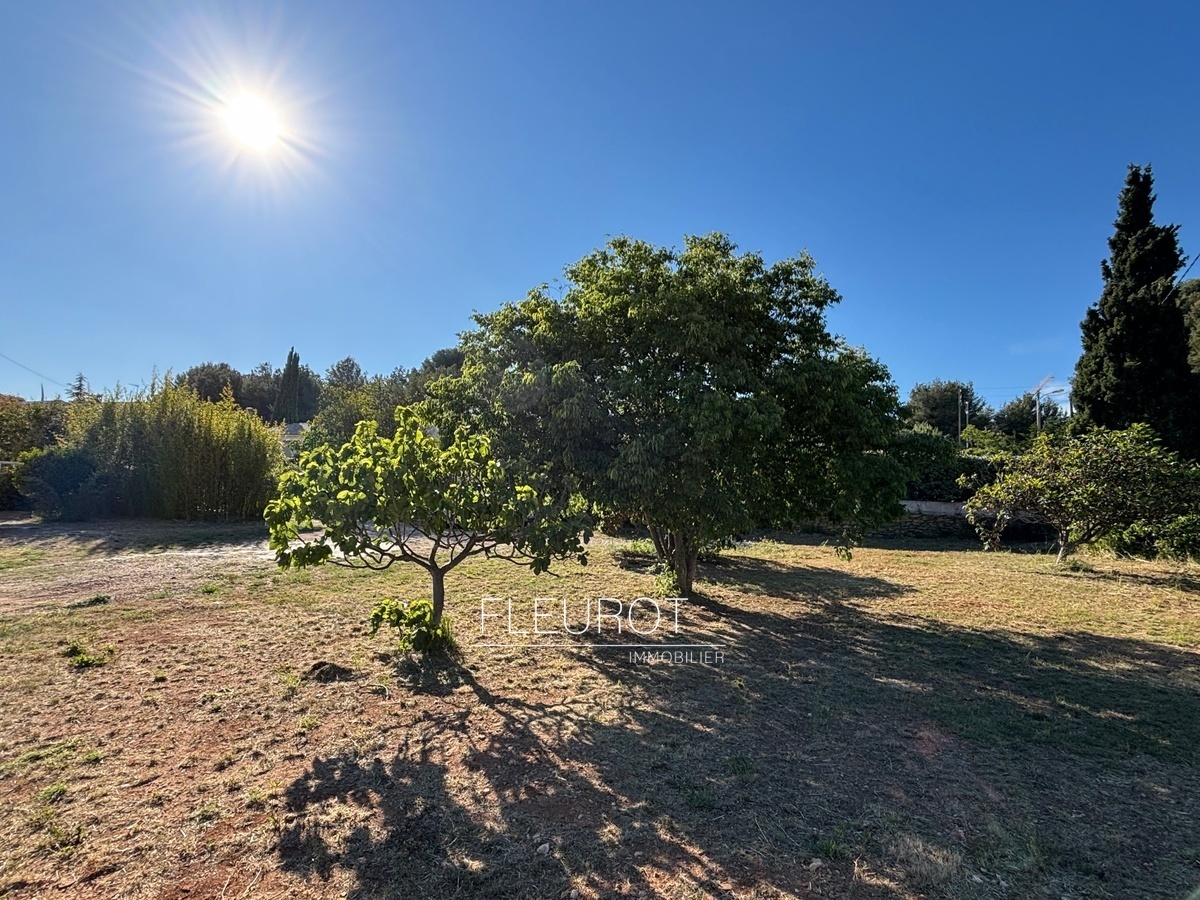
[222,92,282,152]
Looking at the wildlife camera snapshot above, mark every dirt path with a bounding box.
[0,519,277,612]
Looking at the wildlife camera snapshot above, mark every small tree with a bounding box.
[966,425,1200,563]
[265,408,589,630]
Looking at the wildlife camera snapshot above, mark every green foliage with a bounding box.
[178,363,243,403]
[266,406,589,626]
[993,392,1066,440]
[17,381,283,521]
[1072,165,1197,455]
[17,446,97,519]
[905,380,991,436]
[275,348,303,424]
[895,423,1002,503]
[62,640,113,669]
[309,385,374,448]
[1179,278,1200,374]
[651,567,681,599]
[369,597,456,653]
[434,233,907,594]
[961,424,1018,455]
[325,357,366,391]
[1105,513,1200,560]
[966,425,1200,562]
[0,395,69,510]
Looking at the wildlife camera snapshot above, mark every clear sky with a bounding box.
[2,1,1198,412]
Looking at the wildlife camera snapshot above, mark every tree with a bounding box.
[906,380,992,436]
[966,425,1200,563]
[68,373,92,403]
[310,384,375,448]
[276,349,302,424]
[273,350,321,423]
[241,362,280,421]
[179,362,244,404]
[265,408,588,629]
[1073,165,1197,454]
[325,356,366,391]
[432,233,908,595]
[992,392,1066,439]
[1177,278,1200,373]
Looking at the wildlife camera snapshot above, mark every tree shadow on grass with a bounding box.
[277,659,749,899]
[0,518,269,556]
[1036,566,1200,596]
[697,553,914,603]
[278,561,1200,899]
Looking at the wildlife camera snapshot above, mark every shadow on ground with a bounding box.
[0,517,268,555]
[277,555,1200,899]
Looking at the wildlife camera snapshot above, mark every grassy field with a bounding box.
[0,517,1198,899]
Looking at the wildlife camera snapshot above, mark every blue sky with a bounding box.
[2,1,1198,412]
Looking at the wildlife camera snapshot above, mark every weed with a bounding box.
[214,752,237,772]
[35,782,67,804]
[245,788,269,810]
[652,567,680,599]
[724,755,755,777]
[1,740,79,774]
[66,595,110,609]
[682,784,717,810]
[278,668,302,699]
[201,584,220,595]
[296,714,319,733]
[192,800,221,823]
[63,640,113,669]
[370,598,456,654]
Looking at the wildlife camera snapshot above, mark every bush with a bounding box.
[369,598,456,654]
[967,425,1200,563]
[1106,514,1200,560]
[17,446,98,520]
[16,382,283,521]
[894,425,1001,503]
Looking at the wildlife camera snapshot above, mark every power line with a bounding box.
[0,351,70,389]
[1163,254,1200,307]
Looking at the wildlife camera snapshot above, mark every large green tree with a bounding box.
[906,380,992,436]
[1073,165,1196,454]
[432,233,908,595]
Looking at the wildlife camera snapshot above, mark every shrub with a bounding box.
[967,425,1200,563]
[17,381,283,521]
[369,598,456,654]
[17,447,98,520]
[1106,514,1200,560]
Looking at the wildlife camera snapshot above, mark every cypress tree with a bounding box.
[276,348,301,424]
[1072,165,1196,454]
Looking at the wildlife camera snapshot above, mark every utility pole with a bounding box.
[1031,375,1053,434]
[958,387,963,441]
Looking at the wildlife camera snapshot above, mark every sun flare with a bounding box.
[223,92,281,151]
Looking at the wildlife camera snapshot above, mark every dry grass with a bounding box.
[0,519,1198,898]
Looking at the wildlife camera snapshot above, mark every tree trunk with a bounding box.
[669,531,698,597]
[430,567,447,627]
[1055,531,1071,565]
